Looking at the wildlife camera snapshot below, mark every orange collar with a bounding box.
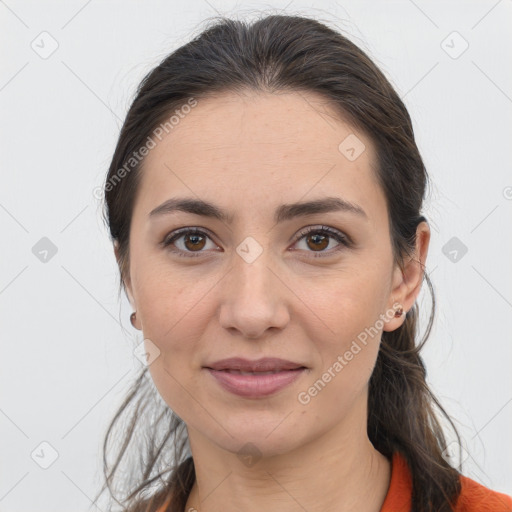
[380,451,512,512]
[379,452,412,512]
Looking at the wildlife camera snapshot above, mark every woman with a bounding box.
[95,13,512,512]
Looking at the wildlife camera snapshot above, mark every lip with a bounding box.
[205,367,306,398]
[203,357,308,398]
[205,357,305,372]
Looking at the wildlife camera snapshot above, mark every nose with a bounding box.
[218,246,290,339]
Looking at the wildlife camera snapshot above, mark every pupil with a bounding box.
[186,234,205,250]
[309,234,327,250]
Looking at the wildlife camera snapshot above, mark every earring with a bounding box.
[130,312,137,327]
[394,306,404,318]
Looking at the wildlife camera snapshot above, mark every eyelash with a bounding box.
[161,225,352,259]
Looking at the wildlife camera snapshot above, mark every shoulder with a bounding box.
[455,474,512,512]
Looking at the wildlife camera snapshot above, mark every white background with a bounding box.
[1,1,511,510]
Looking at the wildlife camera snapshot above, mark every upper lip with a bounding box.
[205,357,306,372]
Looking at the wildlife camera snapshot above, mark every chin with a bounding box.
[205,416,307,459]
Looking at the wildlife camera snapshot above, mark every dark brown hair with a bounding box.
[95,13,463,512]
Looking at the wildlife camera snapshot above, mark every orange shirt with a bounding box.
[156,451,512,511]
[380,452,512,512]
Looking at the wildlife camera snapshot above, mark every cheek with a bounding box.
[134,258,207,337]
[299,312,382,418]
[299,267,388,392]
[133,266,213,413]
[303,264,389,342]
[140,291,204,420]
[146,358,195,423]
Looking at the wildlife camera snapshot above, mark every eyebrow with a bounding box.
[149,196,368,224]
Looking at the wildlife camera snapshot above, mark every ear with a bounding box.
[383,221,431,332]
[113,240,135,308]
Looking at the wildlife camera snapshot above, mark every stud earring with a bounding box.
[394,306,404,318]
[130,312,137,327]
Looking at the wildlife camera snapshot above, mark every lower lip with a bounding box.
[205,368,306,398]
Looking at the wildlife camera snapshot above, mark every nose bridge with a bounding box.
[219,234,289,337]
[231,234,278,303]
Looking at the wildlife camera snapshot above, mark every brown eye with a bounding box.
[293,226,350,257]
[162,228,217,257]
[183,233,206,251]
[305,232,329,251]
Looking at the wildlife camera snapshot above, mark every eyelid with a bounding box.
[292,224,352,246]
[161,226,217,247]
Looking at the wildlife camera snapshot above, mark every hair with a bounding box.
[96,12,464,512]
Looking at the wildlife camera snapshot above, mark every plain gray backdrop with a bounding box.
[1,1,511,510]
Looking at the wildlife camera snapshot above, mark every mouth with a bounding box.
[204,365,307,398]
[215,369,304,375]
[204,356,307,373]
[203,357,308,397]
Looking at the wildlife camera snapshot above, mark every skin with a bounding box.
[115,90,430,512]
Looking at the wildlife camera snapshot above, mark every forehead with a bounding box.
[135,90,386,227]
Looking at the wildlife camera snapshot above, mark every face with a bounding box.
[120,90,415,458]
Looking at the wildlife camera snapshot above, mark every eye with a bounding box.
[291,225,351,257]
[161,228,218,257]
[161,225,352,258]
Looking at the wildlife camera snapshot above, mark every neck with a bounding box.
[183,414,391,512]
